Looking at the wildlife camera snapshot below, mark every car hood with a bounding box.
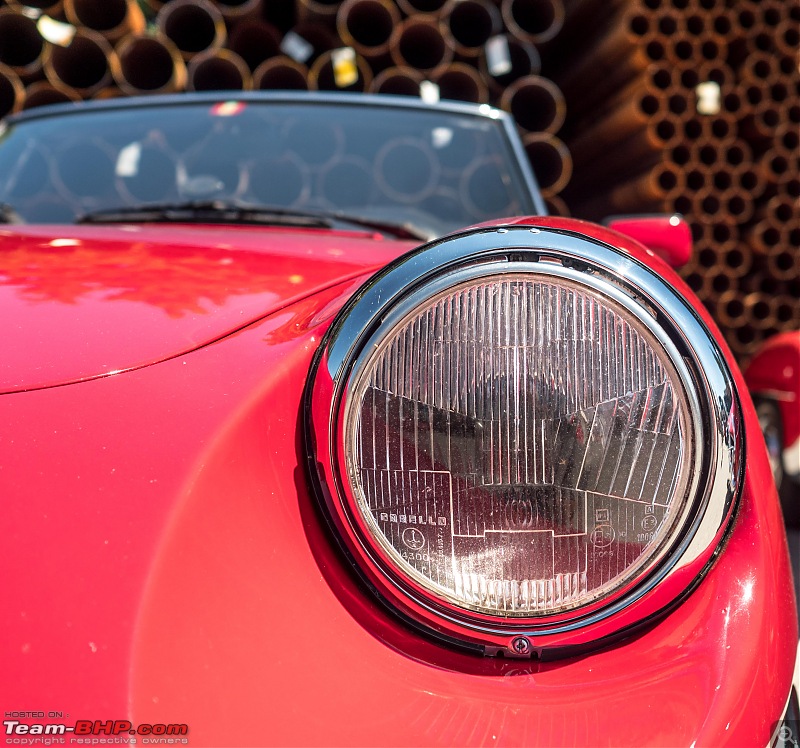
[0,223,413,394]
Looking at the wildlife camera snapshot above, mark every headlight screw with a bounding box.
[510,636,531,656]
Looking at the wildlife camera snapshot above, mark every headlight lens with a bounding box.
[344,273,694,616]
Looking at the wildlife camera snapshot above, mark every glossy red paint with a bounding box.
[0,223,411,393]
[745,330,800,447]
[2,217,796,746]
[604,214,693,268]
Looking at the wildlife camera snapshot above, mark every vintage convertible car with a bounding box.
[1,93,798,747]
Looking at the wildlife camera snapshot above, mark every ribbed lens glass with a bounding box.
[344,274,694,617]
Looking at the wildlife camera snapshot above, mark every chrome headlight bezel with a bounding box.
[306,225,743,657]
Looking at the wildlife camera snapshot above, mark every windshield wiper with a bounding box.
[76,200,431,241]
[76,200,334,229]
[327,211,432,241]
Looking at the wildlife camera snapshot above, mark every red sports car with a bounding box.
[1,93,797,747]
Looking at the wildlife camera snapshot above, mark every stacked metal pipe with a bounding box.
[557,0,799,361]
[0,0,573,205]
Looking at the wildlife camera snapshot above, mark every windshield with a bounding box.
[0,99,538,237]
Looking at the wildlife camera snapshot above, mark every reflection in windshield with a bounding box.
[0,101,533,237]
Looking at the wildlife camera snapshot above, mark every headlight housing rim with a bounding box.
[307,225,743,654]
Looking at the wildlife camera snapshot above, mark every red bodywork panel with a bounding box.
[2,218,796,746]
[0,224,409,393]
[745,330,800,448]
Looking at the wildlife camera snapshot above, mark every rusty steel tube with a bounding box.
[708,164,735,197]
[522,133,572,197]
[775,19,799,56]
[762,195,798,226]
[715,290,748,331]
[92,86,124,99]
[502,0,565,44]
[0,9,50,83]
[390,16,453,73]
[555,10,652,99]
[743,293,779,332]
[721,245,753,279]
[478,35,541,94]
[500,75,566,135]
[442,0,502,58]
[767,245,800,283]
[654,8,682,36]
[44,29,119,98]
[594,64,672,116]
[308,49,372,92]
[227,20,282,71]
[724,191,754,223]
[6,0,65,16]
[253,57,309,90]
[369,66,424,96]
[775,296,800,332]
[113,33,187,96]
[612,162,685,205]
[702,113,737,144]
[23,80,80,109]
[696,60,734,88]
[157,0,227,62]
[64,0,145,43]
[296,0,343,25]
[708,219,739,253]
[577,161,684,217]
[337,0,399,64]
[735,165,765,200]
[188,49,252,91]
[566,115,680,194]
[431,63,489,104]
[742,51,778,85]
[212,0,263,23]
[747,220,782,257]
[0,63,25,118]
[396,0,447,17]
[544,195,570,217]
[683,164,707,193]
[567,90,661,165]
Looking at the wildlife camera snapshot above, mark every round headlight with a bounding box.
[308,226,741,655]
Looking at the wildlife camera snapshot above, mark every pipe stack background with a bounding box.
[0,0,796,363]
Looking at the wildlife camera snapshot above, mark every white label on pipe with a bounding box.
[37,16,77,46]
[485,35,512,77]
[281,31,314,63]
[420,80,440,104]
[695,81,721,115]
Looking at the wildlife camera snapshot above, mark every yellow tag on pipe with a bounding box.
[331,47,358,88]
